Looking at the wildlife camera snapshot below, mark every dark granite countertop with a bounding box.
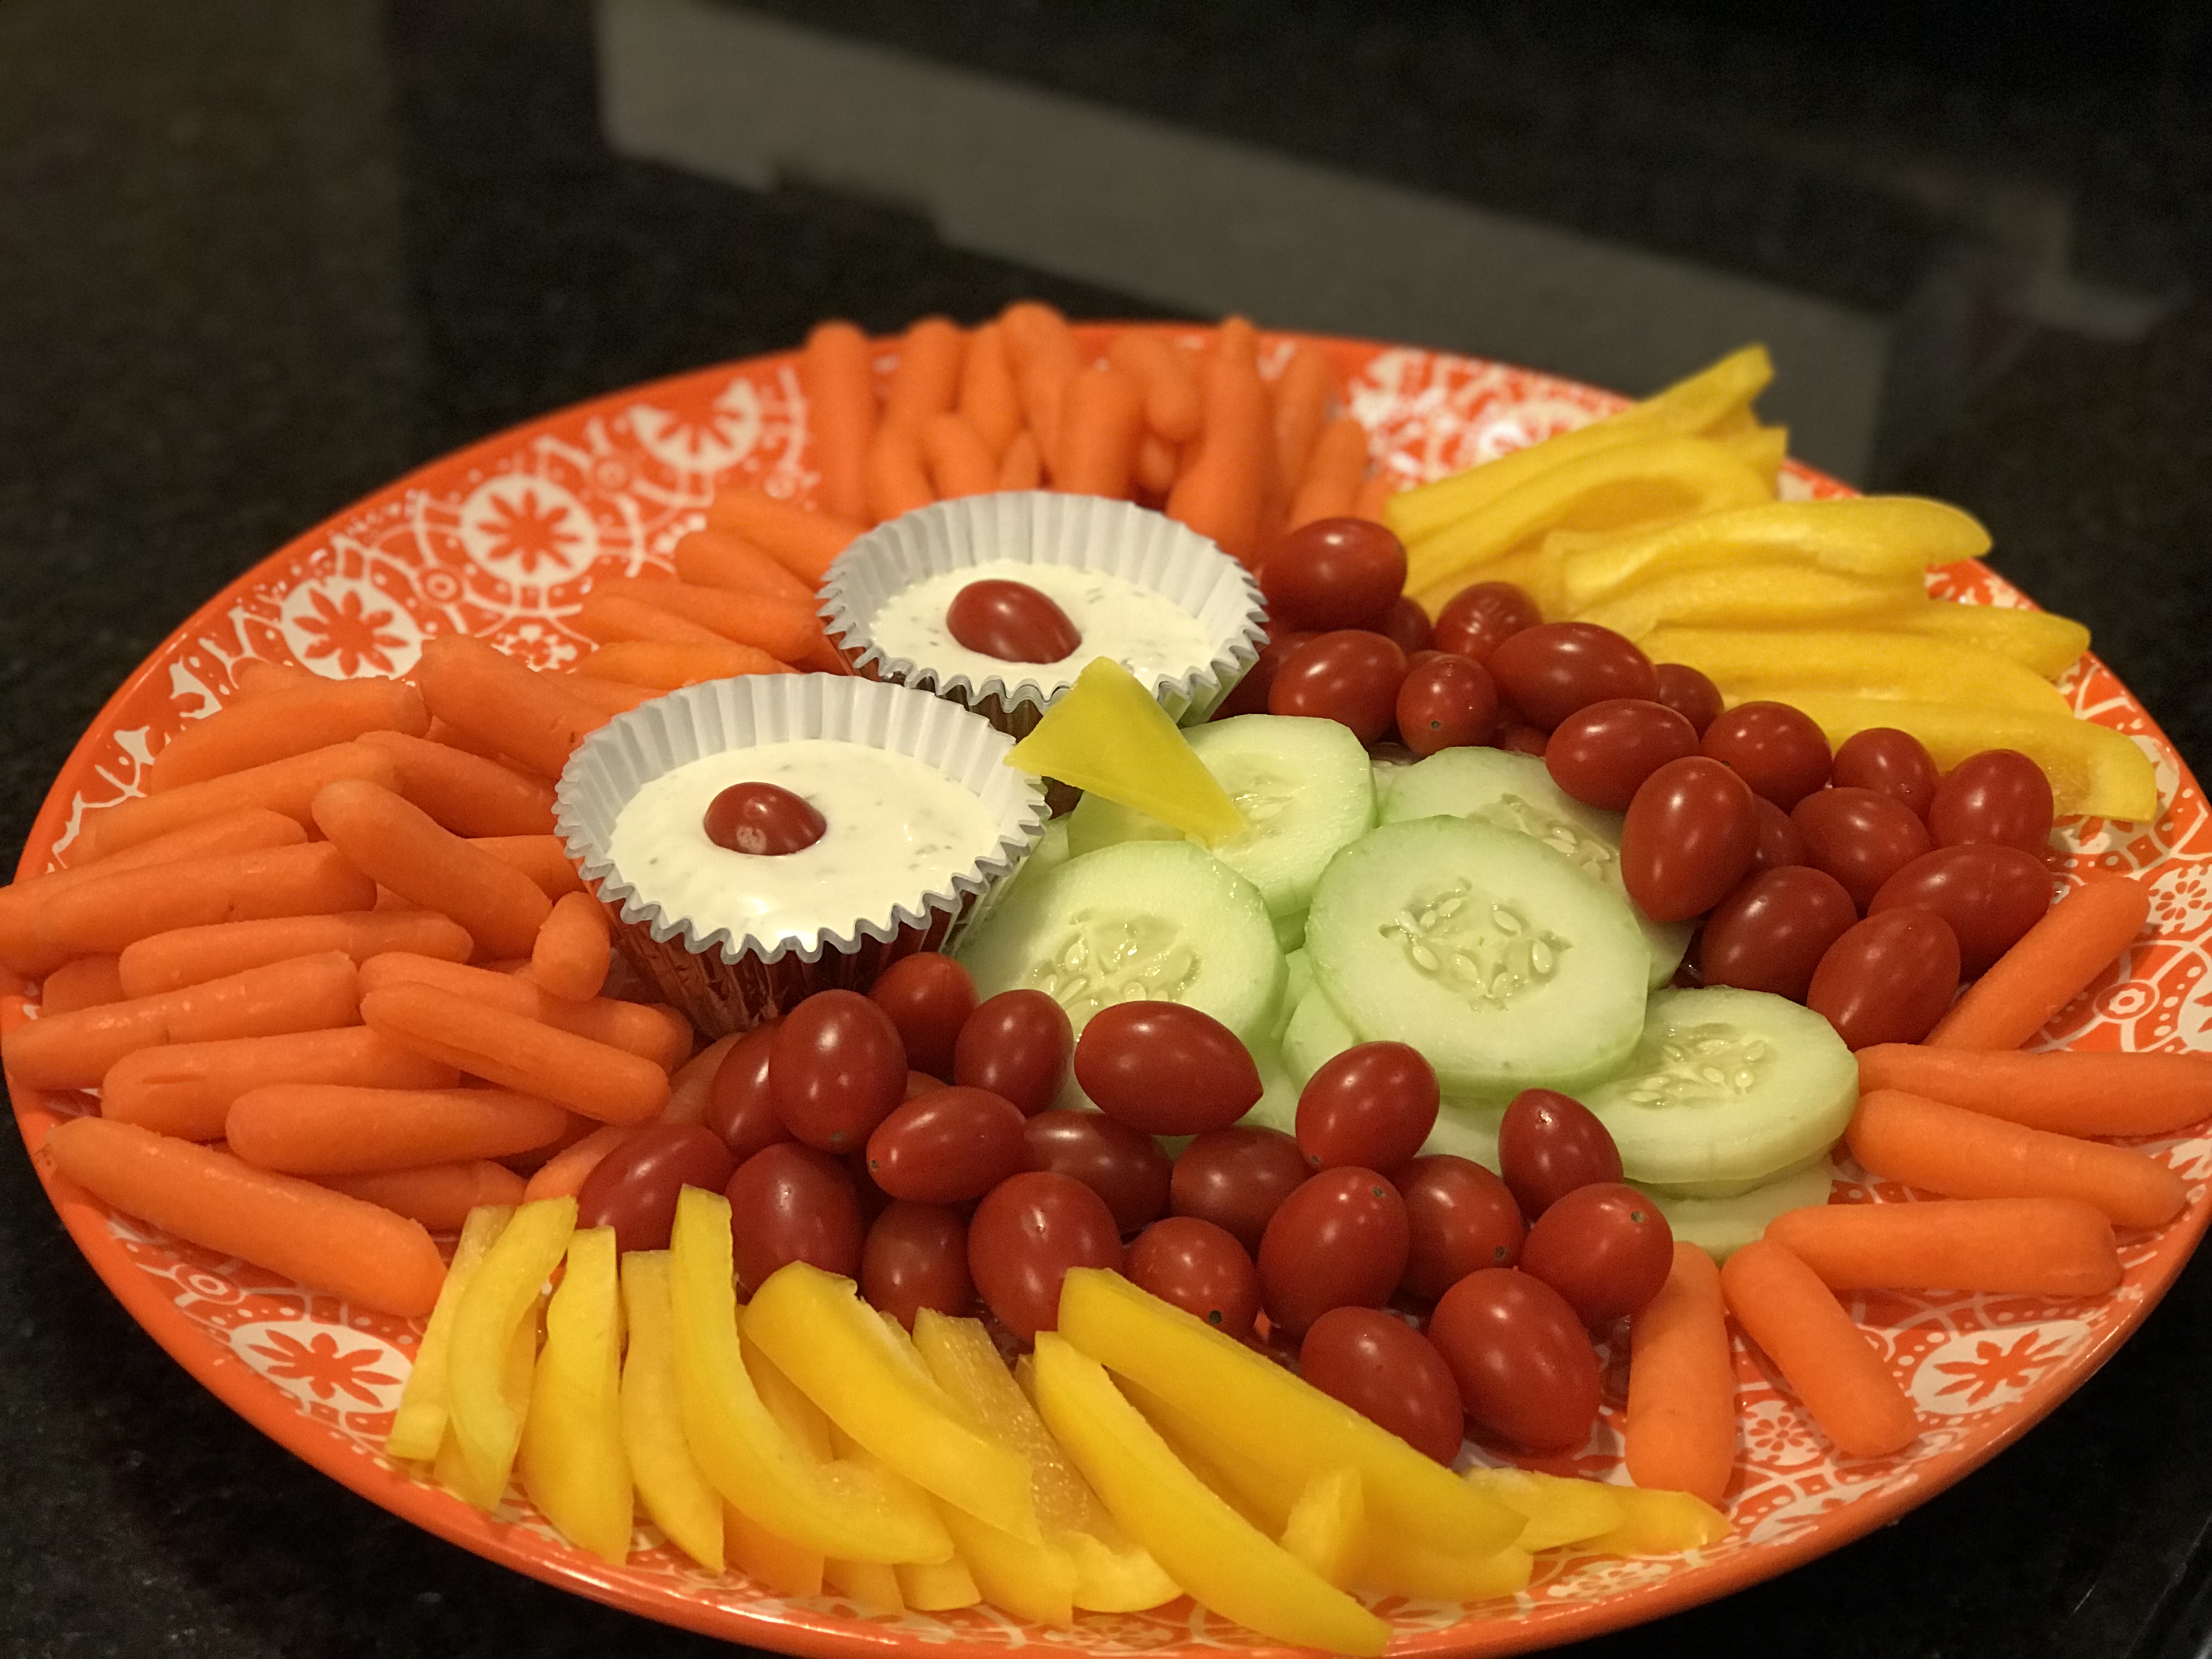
[4,3,2209,1656]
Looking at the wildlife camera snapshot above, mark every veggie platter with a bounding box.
[6,320,2211,1656]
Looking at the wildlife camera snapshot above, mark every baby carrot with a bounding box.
[146,678,430,794]
[1351,472,1397,522]
[73,740,400,863]
[40,842,377,958]
[866,421,936,523]
[313,779,551,960]
[117,910,472,1000]
[1928,876,2151,1050]
[533,891,612,1003]
[1720,1239,1917,1459]
[422,717,509,762]
[357,952,689,1068]
[233,661,323,699]
[228,1083,572,1175]
[43,1115,447,1318]
[318,1159,526,1232]
[919,411,1001,500]
[1107,331,1202,444]
[40,956,125,1015]
[1846,1088,2185,1228]
[881,316,966,435]
[102,1026,459,1141]
[415,635,603,781]
[523,1121,635,1202]
[995,431,1042,492]
[1286,417,1371,532]
[1764,1197,2120,1297]
[1624,1242,1735,1505]
[1270,346,1339,499]
[1054,366,1147,500]
[672,528,819,608]
[663,1031,742,1126]
[558,677,658,719]
[800,320,879,524]
[470,836,586,900]
[357,730,557,838]
[1001,301,1082,470]
[1210,314,1261,368]
[573,640,794,691]
[706,488,863,585]
[588,576,825,665]
[362,981,672,1124]
[572,591,731,650]
[1855,1044,2212,1137]
[1135,433,1180,498]
[1167,349,1272,565]
[957,321,1023,459]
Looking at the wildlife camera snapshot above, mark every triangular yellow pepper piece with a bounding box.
[1005,658,1243,846]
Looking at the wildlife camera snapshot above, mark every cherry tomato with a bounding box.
[1870,843,2053,978]
[1397,1154,1526,1299]
[845,1146,894,1227]
[1379,595,1435,656]
[868,952,977,1081]
[1260,518,1407,630]
[1214,629,1317,720]
[703,782,826,856]
[1428,1268,1601,1452]
[1496,721,1550,757]
[864,1085,1028,1204]
[1125,1216,1261,1340]
[1487,622,1658,731]
[1544,697,1701,811]
[1432,582,1540,664]
[1517,1183,1673,1325]
[772,989,908,1152]
[1620,757,1760,922]
[1295,1041,1439,1172]
[1395,654,1499,757]
[1652,662,1724,735]
[954,989,1073,1115]
[1701,702,1832,809]
[1073,1002,1263,1135]
[1929,749,2055,854]
[946,579,1082,663]
[1792,786,1934,911]
[1751,795,1811,873]
[1831,727,1939,821]
[1023,1109,1172,1233]
[905,1069,944,1098]
[705,1020,791,1163]
[1299,1307,1464,1464]
[1498,1089,1622,1219]
[1169,1125,1310,1252]
[576,1123,735,1255]
[724,1143,864,1294]
[1256,1167,1409,1340]
[1807,908,1962,1049]
[1268,630,1410,744]
[861,1201,974,1328]
[1699,865,1860,1002]
[967,1171,1123,1343]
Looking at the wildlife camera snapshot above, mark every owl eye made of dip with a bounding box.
[946,579,1082,664]
[703,782,827,856]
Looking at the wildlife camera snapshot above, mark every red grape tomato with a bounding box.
[946,579,1082,663]
[704,782,826,856]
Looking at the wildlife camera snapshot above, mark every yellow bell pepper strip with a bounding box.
[1004,658,1242,845]
[726,1504,824,1599]
[1576,1486,1730,1554]
[666,1187,950,1564]
[819,1420,985,1612]
[1280,1468,1366,1590]
[517,1226,633,1566]
[1465,1466,1626,1551]
[934,1503,1077,1627]
[386,1203,512,1463]
[1756,690,2159,822]
[1891,599,2091,682]
[1647,628,2073,720]
[445,1195,574,1508]
[1722,423,1788,490]
[1576,563,1923,641]
[916,1311,1177,1615]
[1056,1267,1522,1560]
[824,1558,906,1616]
[1360,1539,1534,1601]
[1115,1372,1305,1528]
[1404,433,1774,602]
[1386,344,1774,549]
[1030,1333,1392,1657]
[617,1251,723,1573]
[898,1550,983,1611]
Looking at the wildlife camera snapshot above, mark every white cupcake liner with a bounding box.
[554,674,1048,1034]
[817,492,1267,740]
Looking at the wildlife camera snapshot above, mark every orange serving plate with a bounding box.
[8,326,2211,1656]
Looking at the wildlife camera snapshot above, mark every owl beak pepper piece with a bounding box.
[444,1195,576,1508]
[517,1226,633,1565]
[617,1251,725,1573]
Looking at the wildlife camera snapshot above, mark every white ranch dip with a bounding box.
[605,739,1001,945]
[869,559,1217,691]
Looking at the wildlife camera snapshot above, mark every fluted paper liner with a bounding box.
[555,674,1048,1034]
[817,492,1267,741]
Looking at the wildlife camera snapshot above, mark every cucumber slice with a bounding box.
[1380,748,1692,989]
[1280,988,1359,1084]
[1239,1036,1302,1138]
[1064,793,1181,859]
[1305,817,1649,1098]
[1421,1101,1506,1171]
[1579,987,1858,1190]
[1276,950,1314,1044]
[953,839,1285,1043]
[1646,1161,1837,1262]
